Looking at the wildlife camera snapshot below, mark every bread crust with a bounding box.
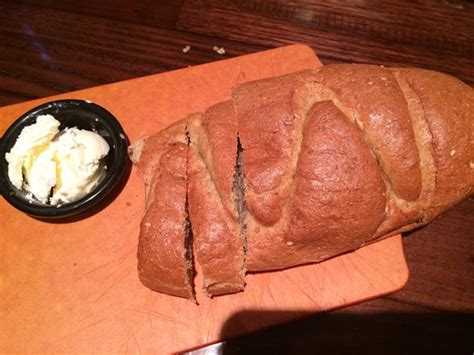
[200,101,240,219]
[137,142,194,299]
[233,64,473,271]
[187,105,245,296]
[395,68,473,218]
[312,64,422,202]
[245,101,386,270]
[129,120,188,204]
[130,64,473,296]
[132,121,195,299]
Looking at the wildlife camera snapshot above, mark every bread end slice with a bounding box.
[132,122,196,301]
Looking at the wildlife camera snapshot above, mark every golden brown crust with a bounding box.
[137,142,194,299]
[129,120,188,205]
[395,68,473,219]
[200,101,239,219]
[232,74,307,226]
[186,109,245,296]
[312,64,422,202]
[246,101,387,270]
[130,63,473,296]
[234,64,472,272]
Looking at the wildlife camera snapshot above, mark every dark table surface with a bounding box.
[1,1,473,353]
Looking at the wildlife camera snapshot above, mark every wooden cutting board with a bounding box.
[0,44,408,353]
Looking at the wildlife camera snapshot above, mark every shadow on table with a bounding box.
[182,310,473,354]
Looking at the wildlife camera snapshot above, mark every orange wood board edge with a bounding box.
[0,44,408,353]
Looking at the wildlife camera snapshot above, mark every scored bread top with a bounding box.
[232,73,311,227]
[199,101,240,219]
[130,64,473,297]
[233,64,473,271]
[394,68,474,219]
[289,101,386,251]
[311,64,423,202]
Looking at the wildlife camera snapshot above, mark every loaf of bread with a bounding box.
[129,64,473,300]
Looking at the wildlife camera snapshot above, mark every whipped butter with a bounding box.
[5,114,110,205]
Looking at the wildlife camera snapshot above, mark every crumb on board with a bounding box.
[182,45,191,53]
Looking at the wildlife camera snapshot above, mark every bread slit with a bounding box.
[233,135,248,267]
[186,108,246,297]
[395,69,473,218]
[184,129,197,302]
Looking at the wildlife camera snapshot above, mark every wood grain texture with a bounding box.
[391,198,474,311]
[0,2,266,106]
[177,0,474,84]
[10,0,185,28]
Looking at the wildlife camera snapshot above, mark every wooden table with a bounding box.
[1,1,472,353]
